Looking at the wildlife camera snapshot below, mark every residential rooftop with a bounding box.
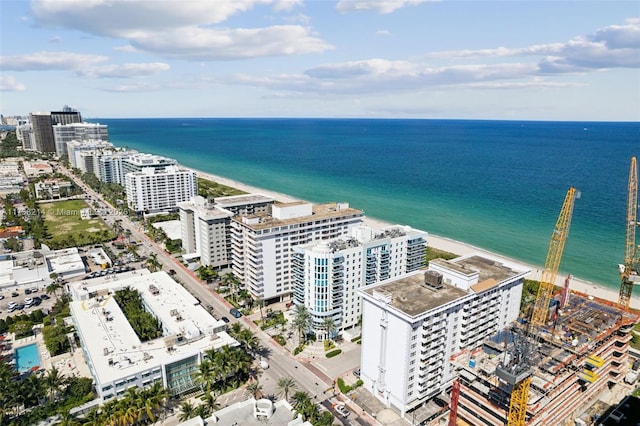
[69,270,236,385]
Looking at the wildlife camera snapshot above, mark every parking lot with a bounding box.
[0,286,56,320]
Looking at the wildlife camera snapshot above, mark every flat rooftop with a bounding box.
[363,270,468,317]
[70,270,236,385]
[431,254,524,284]
[206,399,307,426]
[214,193,274,207]
[234,202,363,231]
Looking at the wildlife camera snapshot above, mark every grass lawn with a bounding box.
[198,177,246,199]
[40,199,115,248]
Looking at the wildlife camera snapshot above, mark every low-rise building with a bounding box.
[34,179,73,200]
[69,270,238,400]
[23,161,53,179]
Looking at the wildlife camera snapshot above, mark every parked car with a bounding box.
[41,294,50,300]
[11,292,18,297]
[220,316,230,323]
[24,297,33,306]
[259,360,269,370]
[229,307,242,318]
[24,288,31,295]
[334,403,350,418]
[0,294,4,300]
[353,368,360,378]
[8,302,17,310]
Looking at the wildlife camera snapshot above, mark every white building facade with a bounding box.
[292,225,427,339]
[125,166,197,213]
[358,254,529,417]
[231,202,364,301]
[178,194,276,268]
[52,122,109,157]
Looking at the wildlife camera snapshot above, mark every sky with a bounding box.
[1,0,639,120]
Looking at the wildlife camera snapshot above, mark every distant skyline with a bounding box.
[1,0,639,121]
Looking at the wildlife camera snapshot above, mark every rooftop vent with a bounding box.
[423,270,444,291]
[143,352,152,361]
[149,284,160,295]
[169,309,178,316]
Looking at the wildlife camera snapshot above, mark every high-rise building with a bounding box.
[178,194,275,268]
[358,254,528,417]
[66,140,114,169]
[30,112,56,153]
[230,201,364,301]
[292,224,427,339]
[52,122,109,157]
[98,150,137,184]
[30,107,82,153]
[125,166,197,213]
[122,153,177,176]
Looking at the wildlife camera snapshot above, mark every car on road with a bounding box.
[229,307,242,318]
[353,368,360,378]
[259,360,269,370]
[11,292,18,297]
[334,403,350,418]
[220,316,230,323]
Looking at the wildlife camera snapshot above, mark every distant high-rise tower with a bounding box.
[30,106,82,153]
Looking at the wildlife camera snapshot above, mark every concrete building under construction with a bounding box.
[448,292,638,426]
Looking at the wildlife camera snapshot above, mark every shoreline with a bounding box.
[191,168,640,311]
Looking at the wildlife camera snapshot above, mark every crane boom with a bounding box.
[499,187,577,426]
[530,187,578,327]
[618,156,638,310]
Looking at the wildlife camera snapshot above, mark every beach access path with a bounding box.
[191,167,640,311]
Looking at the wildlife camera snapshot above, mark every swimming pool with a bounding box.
[14,343,41,373]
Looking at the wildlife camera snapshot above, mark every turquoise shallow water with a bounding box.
[91,118,639,291]
[14,343,40,372]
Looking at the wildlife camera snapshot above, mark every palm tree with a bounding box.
[146,253,161,272]
[179,401,196,422]
[322,316,338,341]
[276,376,297,401]
[194,359,216,395]
[245,380,263,399]
[237,328,260,354]
[314,409,335,426]
[292,304,311,344]
[201,391,218,415]
[255,297,265,320]
[45,367,65,402]
[291,391,313,419]
[223,272,240,302]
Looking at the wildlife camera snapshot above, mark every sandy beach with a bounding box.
[192,168,640,311]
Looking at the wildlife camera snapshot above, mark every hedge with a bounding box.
[326,349,342,358]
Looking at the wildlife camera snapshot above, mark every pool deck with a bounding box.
[2,328,91,379]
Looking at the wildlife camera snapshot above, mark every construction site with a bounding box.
[448,291,638,426]
[432,158,640,426]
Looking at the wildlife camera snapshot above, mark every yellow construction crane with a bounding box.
[618,156,639,310]
[497,187,578,426]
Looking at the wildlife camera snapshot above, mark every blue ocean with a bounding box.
[90,118,639,292]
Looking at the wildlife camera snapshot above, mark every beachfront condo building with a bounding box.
[98,150,138,184]
[178,194,275,268]
[68,270,238,400]
[358,254,528,418]
[125,165,197,214]
[52,122,110,157]
[66,140,115,169]
[30,108,82,153]
[291,224,427,340]
[230,201,364,302]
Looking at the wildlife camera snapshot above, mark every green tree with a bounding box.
[276,376,297,401]
[322,316,338,341]
[245,380,263,399]
[179,401,196,422]
[292,304,312,344]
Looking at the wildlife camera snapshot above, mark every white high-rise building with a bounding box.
[292,225,427,339]
[52,122,109,157]
[358,254,529,417]
[231,201,364,302]
[66,140,114,169]
[122,153,177,176]
[126,166,197,213]
[178,194,275,268]
[98,150,138,184]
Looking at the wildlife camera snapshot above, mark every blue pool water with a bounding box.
[14,343,41,373]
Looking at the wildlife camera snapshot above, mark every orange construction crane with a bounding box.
[618,156,639,310]
[497,187,578,426]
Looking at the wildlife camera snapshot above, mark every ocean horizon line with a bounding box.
[87,117,640,124]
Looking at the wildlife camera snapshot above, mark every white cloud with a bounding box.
[76,62,170,78]
[113,45,138,53]
[0,51,108,71]
[127,25,333,60]
[335,0,436,14]
[0,76,26,92]
[29,0,328,60]
[376,29,391,36]
[49,35,61,43]
[424,21,640,71]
